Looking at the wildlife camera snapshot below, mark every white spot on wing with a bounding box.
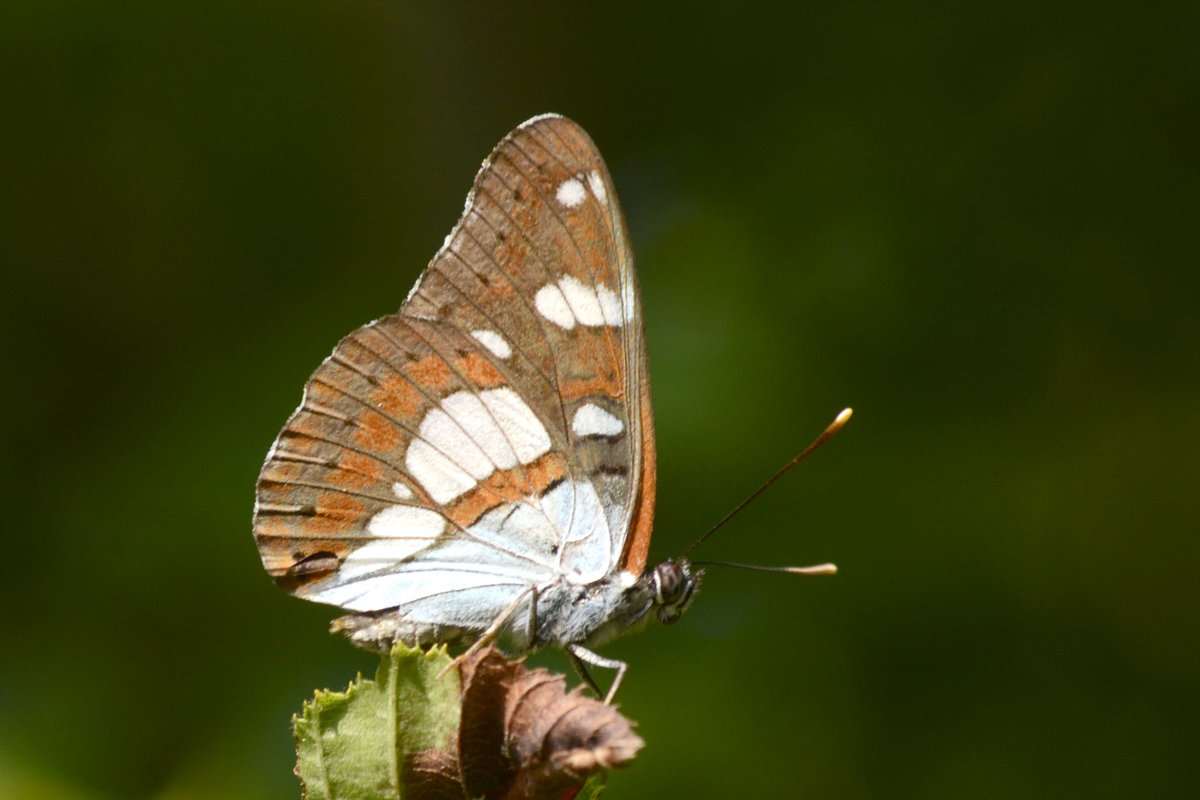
[405,388,552,504]
[571,403,624,438]
[470,329,512,359]
[556,177,587,208]
[587,170,607,203]
[366,504,444,540]
[536,277,624,329]
[597,285,622,325]
[535,283,577,329]
[406,439,477,504]
[338,505,446,578]
[559,275,606,326]
[392,482,414,500]
[478,387,553,464]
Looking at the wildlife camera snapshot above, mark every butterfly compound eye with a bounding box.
[653,561,699,625]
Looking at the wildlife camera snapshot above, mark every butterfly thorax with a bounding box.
[570,559,703,649]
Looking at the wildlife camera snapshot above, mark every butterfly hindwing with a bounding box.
[254,115,655,625]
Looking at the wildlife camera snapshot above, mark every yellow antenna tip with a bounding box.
[788,562,838,576]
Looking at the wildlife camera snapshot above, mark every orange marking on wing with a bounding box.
[308,492,368,535]
[407,353,456,392]
[260,458,305,484]
[254,515,289,538]
[287,412,328,439]
[354,408,403,453]
[258,536,354,590]
[620,372,656,576]
[273,431,332,464]
[456,351,505,388]
[560,375,623,403]
[576,326,617,361]
[466,265,520,307]
[446,454,568,529]
[375,374,423,419]
[257,547,295,576]
[559,328,624,402]
[494,227,532,275]
[329,450,386,489]
[305,381,354,416]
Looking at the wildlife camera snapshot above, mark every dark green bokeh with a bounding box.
[3,2,1197,798]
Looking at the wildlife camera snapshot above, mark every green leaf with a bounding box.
[293,643,461,800]
[573,774,609,800]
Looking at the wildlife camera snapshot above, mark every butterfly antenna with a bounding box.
[687,560,838,574]
[683,407,853,560]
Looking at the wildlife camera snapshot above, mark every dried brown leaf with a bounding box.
[459,649,524,798]
[502,659,644,800]
[406,647,642,800]
[405,749,463,800]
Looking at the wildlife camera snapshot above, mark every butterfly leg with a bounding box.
[438,586,535,679]
[567,644,628,705]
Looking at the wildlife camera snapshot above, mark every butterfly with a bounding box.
[254,114,837,702]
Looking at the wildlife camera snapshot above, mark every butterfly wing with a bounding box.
[253,115,656,631]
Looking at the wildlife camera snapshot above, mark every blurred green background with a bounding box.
[3,1,1198,798]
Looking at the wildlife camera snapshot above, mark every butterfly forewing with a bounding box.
[254,115,655,623]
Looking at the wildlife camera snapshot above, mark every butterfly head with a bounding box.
[650,559,703,625]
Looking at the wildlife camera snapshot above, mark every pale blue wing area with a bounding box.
[395,583,533,631]
[604,501,628,569]
[550,480,615,582]
[466,479,614,582]
[302,479,615,613]
[309,565,531,614]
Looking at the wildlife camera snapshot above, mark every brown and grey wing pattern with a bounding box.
[253,115,653,614]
